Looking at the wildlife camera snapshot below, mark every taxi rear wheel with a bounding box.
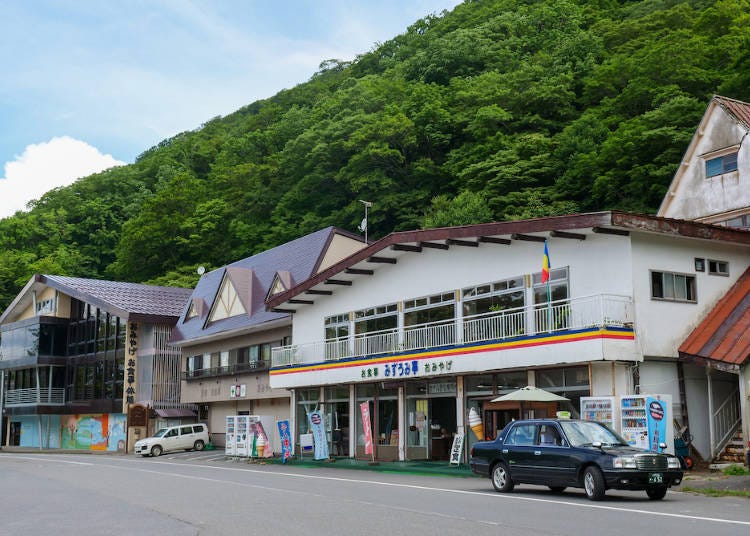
[491,462,514,493]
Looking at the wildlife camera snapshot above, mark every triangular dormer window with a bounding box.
[186,300,198,320]
[208,274,247,322]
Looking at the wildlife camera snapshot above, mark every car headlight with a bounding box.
[667,457,681,469]
[613,456,637,469]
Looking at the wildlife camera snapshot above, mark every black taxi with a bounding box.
[469,419,683,500]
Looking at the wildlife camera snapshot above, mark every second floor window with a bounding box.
[706,152,738,178]
[651,271,696,302]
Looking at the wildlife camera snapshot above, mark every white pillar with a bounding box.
[707,368,715,459]
[398,385,405,461]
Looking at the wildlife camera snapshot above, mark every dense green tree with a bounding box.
[0,0,748,310]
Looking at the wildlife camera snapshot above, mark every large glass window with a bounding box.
[325,314,349,340]
[354,304,398,335]
[404,292,455,327]
[535,365,589,418]
[462,277,525,317]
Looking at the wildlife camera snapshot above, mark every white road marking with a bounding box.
[4,453,749,527]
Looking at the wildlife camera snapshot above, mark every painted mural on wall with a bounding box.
[61,414,127,451]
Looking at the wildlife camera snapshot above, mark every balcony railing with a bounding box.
[5,387,65,406]
[182,360,270,380]
[272,294,633,367]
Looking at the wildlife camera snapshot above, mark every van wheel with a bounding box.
[151,445,163,457]
[194,440,205,451]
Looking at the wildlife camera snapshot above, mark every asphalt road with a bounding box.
[0,450,748,536]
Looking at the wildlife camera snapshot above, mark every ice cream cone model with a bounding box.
[256,435,266,457]
[469,407,484,440]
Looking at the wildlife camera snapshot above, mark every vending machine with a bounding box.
[579,396,618,431]
[235,415,251,457]
[225,415,237,456]
[619,394,674,454]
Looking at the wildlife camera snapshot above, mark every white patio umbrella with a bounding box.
[490,386,569,403]
[490,386,570,421]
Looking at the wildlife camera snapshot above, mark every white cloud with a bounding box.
[0,136,124,219]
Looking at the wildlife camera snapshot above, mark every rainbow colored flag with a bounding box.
[541,241,551,283]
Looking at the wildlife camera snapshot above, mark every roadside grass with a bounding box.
[722,464,750,476]
[680,486,750,498]
[679,465,750,498]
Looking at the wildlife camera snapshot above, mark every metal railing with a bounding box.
[183,360,270,380]
[272,294,633,367]
[711,387,741,459]
[5,387,65,406]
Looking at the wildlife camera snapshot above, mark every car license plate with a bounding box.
[649,473,663,484]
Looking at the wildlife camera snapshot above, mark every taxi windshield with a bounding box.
[560,421,627,447]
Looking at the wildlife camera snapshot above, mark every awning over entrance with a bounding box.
[154,408,197,418]
[679,266,750,367]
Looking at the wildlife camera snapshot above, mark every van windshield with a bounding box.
[152,428,169,438]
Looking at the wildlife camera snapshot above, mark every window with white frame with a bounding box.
[325,313,350,340]
[707,259,729,276]
[462,276,525,317]
[354,303,398,335]
[651,271,696,302]
[403,292,455,327]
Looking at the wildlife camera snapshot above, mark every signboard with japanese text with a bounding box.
[122,321,138,414]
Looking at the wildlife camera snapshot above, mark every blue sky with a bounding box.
[0,0,462,218]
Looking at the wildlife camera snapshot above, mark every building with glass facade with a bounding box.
[0,275,192,451]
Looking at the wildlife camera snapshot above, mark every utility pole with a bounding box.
[358,200,372,243]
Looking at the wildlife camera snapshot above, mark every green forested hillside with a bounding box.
[0,0,748,309]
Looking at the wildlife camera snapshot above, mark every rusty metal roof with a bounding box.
[679,267,750,367]
[714,95,750,130]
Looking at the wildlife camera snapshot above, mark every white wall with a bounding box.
[292,233,634,345]
[630,233,750,357]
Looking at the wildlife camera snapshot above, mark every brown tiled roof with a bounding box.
[679,267,750,367]
[714,95,750,130]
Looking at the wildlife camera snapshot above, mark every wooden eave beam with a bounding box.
[478,236,511,245]
[305,289,332,295]
[511,233,547,243]
[346,268,374,275]
[550,230,586,240]
[592,227,630,236]
[288,299,314,305]
[420,241,449,250]
[446,238,478,247]
[271,308,296,314]
[367,256,397,264]
[325,279,353,286]
[392,244,422,253]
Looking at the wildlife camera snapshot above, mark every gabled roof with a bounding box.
[0,274,193,325]
[658,95,750,218]
[679,267,750,369]
[171,226,364,345]
[266,211,750,312]
[714,95,750,130]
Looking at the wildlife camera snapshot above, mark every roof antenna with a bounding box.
[358,200,372,243]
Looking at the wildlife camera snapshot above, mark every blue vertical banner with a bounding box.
[646,397,667,452]
[308,410,330,460]
[277,420,293,463]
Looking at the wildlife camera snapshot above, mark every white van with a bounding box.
[134,424,209,457]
